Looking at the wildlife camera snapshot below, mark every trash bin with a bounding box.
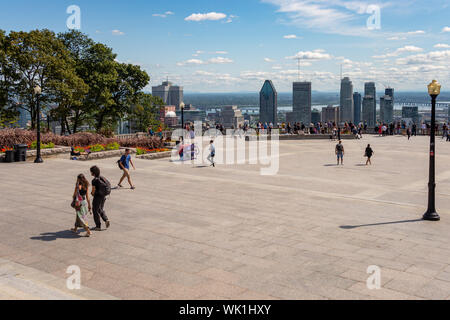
[5,150,15,163]
[14,144,28,162]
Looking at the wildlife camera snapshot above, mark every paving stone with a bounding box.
[2,136,450,299]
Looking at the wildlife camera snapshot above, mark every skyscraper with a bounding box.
[220,106,244,129]
[259,80,278,124]
[152,81,184,110]
[380,95,393,123]
[385,87,394,105]
[362,96,376,126]
[321,105,340,124]
[402,106,419,125]
[340,77,354,123]
[353,92,362,124]
[311,109,321,123]
[292,82,312,125]
[364,82,377,122]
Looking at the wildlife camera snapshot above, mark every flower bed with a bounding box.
[136,147,170,156]
[74,142,120,154]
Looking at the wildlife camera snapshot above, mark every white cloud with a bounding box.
[373,45,423,59]
[434,43,450,49]
[396,50,450,65]
[264,58,274,62]
[215,51,228,54]
[262,0,390,36]
[153,11,174,18]
[283,34,298,39]
[387,36,406,41]
[407,30,425,35]
[177,56,233,66]
[208,57,233,64]
[286,49,332,60]
[112,30,125,36]
[225,15,238,23]
[185,12,227,22]
[176,59,204,66]
[442,26,450,33]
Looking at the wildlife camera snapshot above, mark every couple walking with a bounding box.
[71,166,111,237]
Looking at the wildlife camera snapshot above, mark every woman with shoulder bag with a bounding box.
[71,174,92,237]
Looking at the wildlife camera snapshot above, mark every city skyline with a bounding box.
[0,0,449,93]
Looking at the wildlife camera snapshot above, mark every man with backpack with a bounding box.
[335,140,345,166]
[90,166,111,231]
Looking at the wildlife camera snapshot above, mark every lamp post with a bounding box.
[34,85,43,163]
[181,104,185,130]
[423,80,441,221]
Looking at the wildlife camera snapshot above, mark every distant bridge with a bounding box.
[400,102,450,108]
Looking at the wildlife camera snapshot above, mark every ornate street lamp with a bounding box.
[34,85,43,163]
[423,80,441,221]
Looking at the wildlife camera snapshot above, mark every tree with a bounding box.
[128,93,164,132]
[7,29,79,129]
[93,62,150,131]
[79,42,118,132]
[0,29,19,127]
[56,30,92,134]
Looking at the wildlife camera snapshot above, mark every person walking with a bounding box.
[118,149,136,189]
[335,140,345,165]
[189,127,196,160]
[70,174,92,237]
[90,166,111,231]
[407,127,411,140]
[207,140,215,167]
[365,144,374,166]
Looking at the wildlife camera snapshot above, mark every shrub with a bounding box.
[29,141,55,150]
[136,147,146,156]
[105,142,120,151]
[88,144,105,153]
[0,129,165,150]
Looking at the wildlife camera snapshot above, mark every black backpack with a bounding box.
[97,176,111,197]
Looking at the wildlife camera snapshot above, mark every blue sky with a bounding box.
[1,0,449,92]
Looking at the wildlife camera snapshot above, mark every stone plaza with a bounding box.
[1,135,450,300]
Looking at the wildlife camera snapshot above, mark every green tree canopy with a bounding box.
[7,29,79,129]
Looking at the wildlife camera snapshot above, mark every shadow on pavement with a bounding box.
[340,219,423,229]
[30,230,82,241]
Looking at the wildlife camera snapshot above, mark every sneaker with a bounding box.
[131,186,136,190]
[92,227,102,231]
[105,221,110,229]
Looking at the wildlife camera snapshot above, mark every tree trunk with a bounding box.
[96,113,105,133]
[60,117,66,136]
[72,111,80,134]
[65,119,72,135]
